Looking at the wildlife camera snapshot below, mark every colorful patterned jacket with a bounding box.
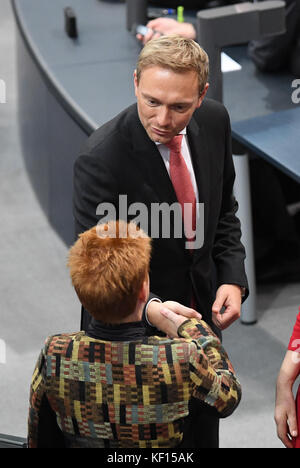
[28,318,241,448]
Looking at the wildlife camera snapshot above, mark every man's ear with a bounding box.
[197,82,209,108]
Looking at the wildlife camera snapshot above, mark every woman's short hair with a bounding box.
[136,35,209,95]
[68,220,151,323]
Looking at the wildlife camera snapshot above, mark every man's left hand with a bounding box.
[212,284,242,330]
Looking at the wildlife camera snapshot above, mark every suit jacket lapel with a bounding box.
[187,114,210,206]
[187,114,211,260]
[130,109,178,206]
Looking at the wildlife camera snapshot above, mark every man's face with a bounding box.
[134,66,208,145]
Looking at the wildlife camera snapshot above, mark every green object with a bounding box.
[177,6,184,23]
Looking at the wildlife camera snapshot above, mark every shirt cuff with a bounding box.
[145,297,162,327]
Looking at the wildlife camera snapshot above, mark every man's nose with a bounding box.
[156,106,171,127]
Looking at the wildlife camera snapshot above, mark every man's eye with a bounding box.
[147,99,158,106]
[173,105,185,112]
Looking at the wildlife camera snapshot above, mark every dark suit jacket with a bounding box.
[73,99,249,336]
[248,0,300,74]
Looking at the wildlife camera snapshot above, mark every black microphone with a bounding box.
[64,7,78,39]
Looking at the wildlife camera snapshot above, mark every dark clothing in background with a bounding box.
[248,0,300,281]
[149,0,208,8]
[248,0,300,75]
[250,157,300,284]
[149,0,239,11]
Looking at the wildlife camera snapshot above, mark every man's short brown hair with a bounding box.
[136,35,209,95]
[68,221,151,323]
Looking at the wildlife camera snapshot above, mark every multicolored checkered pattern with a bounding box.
[28,319,241,448]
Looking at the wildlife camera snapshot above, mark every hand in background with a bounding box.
[275,384,298,448]
[136,18,196,45]
[275,350,300,448]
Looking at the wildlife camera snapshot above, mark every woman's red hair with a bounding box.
[68,221,151,323]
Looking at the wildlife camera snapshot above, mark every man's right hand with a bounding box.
[147,300,201,338]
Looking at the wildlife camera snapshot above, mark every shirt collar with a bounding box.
[86,317,147,342]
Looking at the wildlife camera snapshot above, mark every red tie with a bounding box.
[166,135,197,310]
[167,135,196,243]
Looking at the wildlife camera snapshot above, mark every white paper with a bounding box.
[221,52,242,73]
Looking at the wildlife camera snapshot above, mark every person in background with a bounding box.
[275,309,300,449]
[248,0,300,76]
[28,220,241,448]
[136,0,241,44]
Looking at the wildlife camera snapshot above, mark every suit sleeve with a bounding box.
[212,108,249,300]
[28,338,65,448]
[73,150,119,238]
[178,318,242,418]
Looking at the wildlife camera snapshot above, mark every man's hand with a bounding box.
[147,300,201,337]
[212,284,242,330]
[136,18,196,45]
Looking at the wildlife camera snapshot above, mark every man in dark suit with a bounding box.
[73,35,248,447]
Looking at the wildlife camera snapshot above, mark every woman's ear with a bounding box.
[139,274,150,303]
